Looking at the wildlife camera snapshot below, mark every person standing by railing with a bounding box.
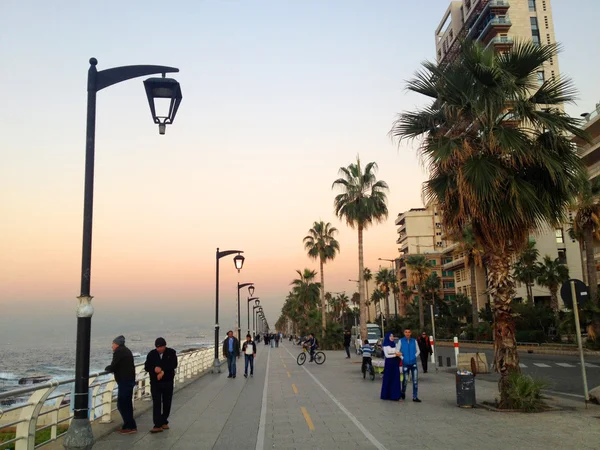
[105,335,137,434]
[144,337,178,433]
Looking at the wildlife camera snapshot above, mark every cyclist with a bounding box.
[361,339,373,375]
[303,333,318,362]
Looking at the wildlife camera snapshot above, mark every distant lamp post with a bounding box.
[378,257,400,318]
[253,304,261,335]
[237,283,254,345]
[64,58,183,450]
[214,249,245,373]
[247,297,259,334]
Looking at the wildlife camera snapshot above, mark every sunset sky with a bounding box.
[1,0,599,334]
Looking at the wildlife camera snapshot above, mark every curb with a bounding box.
[435,341,600,357]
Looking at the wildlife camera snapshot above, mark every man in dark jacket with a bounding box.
[223,330,240,378]
[417,332,433,373]
[144,337,178,433]
[105,335,137,433]
[343,330,352,358]
[241,334,257,378]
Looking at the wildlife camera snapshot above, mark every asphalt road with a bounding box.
[434,345,600,400]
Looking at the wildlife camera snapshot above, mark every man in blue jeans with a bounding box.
[399,328,422,402]
[105,335,137,433]
[222,330,240,378]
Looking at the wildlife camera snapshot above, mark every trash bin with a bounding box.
[456,371,476,408]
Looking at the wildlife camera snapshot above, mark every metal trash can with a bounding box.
[456,371,476,408]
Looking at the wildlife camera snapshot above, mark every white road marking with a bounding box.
[255,347,271,450]
[543,390,586,399]
[555,363,576,368]
[532,363,551,368]
[519,363,527,368]
[283,344,387,450]
[582,362,600,368]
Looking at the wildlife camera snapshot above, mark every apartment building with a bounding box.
[435,0,559,86]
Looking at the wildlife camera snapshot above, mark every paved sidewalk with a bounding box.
[93,342,600,450]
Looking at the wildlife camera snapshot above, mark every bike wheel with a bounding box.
[297,352,306,365]
[314,352,326,365]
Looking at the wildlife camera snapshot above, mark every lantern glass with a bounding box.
[233,254,245,272]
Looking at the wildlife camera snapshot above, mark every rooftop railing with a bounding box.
[0,346,220,449]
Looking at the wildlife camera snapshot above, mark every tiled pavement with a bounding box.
[93,341,600,450]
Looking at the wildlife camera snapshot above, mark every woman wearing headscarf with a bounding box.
[380,332,402,401]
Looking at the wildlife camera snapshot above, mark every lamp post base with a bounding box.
[213,357,221,374]
[63,418,95,450]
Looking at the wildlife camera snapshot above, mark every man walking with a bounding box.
[417,332,433,373]
[242,334,257,378]
[105,335,137,433]
[343,330,352,358]
[223,330,240,378]
[144,337,178,433]
[399,328,421,402]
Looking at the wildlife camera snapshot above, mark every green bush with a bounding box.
[504,371,548,412]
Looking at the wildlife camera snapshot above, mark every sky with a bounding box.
[1,0,599,335]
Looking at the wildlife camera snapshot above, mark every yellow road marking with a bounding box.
[283,363,287,369]
[301,407,315,430]
[287,371,291,378]
[292,384,298,394]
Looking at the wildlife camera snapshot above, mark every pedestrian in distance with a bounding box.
[144,337,178,433]
[399,328,421,402]
[417,332,433,374]
[105,335,137,434]
[343,330,352,358]
[380,332,402,401]
[223,330,240,378]
[242,334,257,377]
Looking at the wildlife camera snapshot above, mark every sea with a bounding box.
[0,309,229,400]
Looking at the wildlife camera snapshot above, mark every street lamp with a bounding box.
[214,249,245,373]
[247,297,259,334]
[253,304,261,336]
[64,58,183,450]
[237,283,254,346]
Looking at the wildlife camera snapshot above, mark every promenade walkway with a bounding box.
[92,342,600,450]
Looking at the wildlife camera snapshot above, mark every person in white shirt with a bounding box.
[380,332,402,401]
[241,334,257,378]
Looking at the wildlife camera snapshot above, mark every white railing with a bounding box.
[0,346,222,450]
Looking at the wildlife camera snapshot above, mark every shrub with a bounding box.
[503,371,548,412]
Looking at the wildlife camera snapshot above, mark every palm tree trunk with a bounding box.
[399,291,407,317]
[358,224,367,341]
[579,240,587,285]
[526,283,533,306]
[550,287,559,319]
[470,260,479,328]
[584,225,597,301]
[418,284,425,329]
[320,259,326,340]
[365,283,370,322]
[385,291,390,317]
[488,249,520,407]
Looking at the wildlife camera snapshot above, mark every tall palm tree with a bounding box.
[375,267,396,317]
[572,176,600,301]
[390,40,586,404]
[291,269,321,333]
[536,256,569,318]
[452,225,485,326]
[512,240,540,306]
[406,254,431,329]
[304,221,340,338]
[364,268,373,321]
[332,157,389,340]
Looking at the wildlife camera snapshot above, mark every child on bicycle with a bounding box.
[361,339,373,374]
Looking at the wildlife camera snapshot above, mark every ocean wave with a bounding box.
[0,371,19,380]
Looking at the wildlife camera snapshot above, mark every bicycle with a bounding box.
[297,346,326,365]
[362,359,375,381]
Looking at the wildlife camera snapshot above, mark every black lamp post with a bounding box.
[237,283,254,346]
[253,304,261,336]
[64,58,183,450]
[247,297,259,334]
[214,248,245,373]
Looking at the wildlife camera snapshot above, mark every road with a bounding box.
[434,345,600,399]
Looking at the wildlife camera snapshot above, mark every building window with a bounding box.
[536,71,545,84]
[528,0,536,12]
[429,260,437,266]
[555,228,564,244]
[557,249,567,265]
[436,241,443,247]
[546,33,551,44]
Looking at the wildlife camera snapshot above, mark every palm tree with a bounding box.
[513,240,540,306]
[332,157,389,340]
[375,267,396,317]
[390,40,586,404]
[406,254,432,329]
[364,268,373,321]
[572,176,600,301]
[291,269,321,333]
[536,256,569,318]
[452,225,485,326]
[304,221,340,338]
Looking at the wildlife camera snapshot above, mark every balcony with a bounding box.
[484,36,514,51]
[470,15,512,41]
[443,257,465,271]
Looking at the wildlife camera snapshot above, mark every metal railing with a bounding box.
[583,105,600,123]
[0,346,222,450]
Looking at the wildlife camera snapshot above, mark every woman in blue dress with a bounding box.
[380,332,402,401]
